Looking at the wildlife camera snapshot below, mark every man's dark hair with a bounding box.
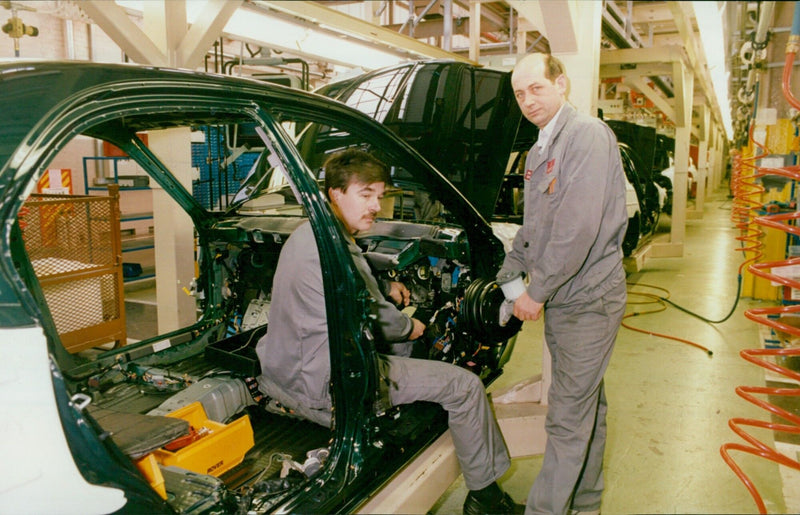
[323,148,391,199]
[543,54,566,82]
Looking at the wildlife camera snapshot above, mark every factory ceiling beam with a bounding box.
[77,0,240,69]
[378,1,508,37]
[78,1,169,66]
[507,0,577,53]
[603,0,646,49]
[600,46,694,129]
[142,1,185,62]
[628,76,675,121]
[176,0,242,69]
[601,62,673,80]
[255,0,475,63]
[382,17,470,39]
[600,46,693,116]
[454,0,507,31]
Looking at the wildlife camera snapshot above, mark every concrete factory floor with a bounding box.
[121,187,800,514]
[432,187,800,514]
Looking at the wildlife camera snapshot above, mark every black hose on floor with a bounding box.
[624,282,715,356]
[658,274,742,324]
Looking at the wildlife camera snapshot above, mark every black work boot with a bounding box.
[463,489,525,515]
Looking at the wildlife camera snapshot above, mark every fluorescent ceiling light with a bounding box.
[115,0,407,70]
[221,6,406,69]
[692,1,733,139]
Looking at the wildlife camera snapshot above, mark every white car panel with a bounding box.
[0,327,126,515]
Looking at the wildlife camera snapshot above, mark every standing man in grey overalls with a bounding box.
[499,53,628,515]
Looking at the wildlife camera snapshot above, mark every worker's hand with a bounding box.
[409,318,426,340]
[387,281,411,306]
[513,292,544,321]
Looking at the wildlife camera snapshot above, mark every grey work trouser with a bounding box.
[384,355,512,490]
[260,355,511,491]
[526,284,626,515]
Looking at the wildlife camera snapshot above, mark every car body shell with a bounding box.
[0,61,519,514]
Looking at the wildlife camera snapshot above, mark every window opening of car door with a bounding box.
[194,124,261,212]
[236,124,304,215]
[339,65,412,122]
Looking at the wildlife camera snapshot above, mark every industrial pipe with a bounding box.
[754,2,776,48]
[223,56,310,90]
[741,3,777,111]
[782,1,800,111]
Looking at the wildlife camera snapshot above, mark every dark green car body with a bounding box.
[0,61,520,513]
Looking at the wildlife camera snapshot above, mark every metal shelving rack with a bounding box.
[83,156,155,282]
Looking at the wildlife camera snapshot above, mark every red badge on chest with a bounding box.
[546,159,555,174]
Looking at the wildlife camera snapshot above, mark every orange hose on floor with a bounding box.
[720,48,800,514]
[623,283,713,355]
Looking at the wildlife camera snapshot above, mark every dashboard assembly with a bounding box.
[213,218,522,378]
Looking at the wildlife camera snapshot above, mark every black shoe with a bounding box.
[463,491,525,515]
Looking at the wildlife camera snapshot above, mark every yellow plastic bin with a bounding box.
[134,453,166,499]
[153,401,254,477]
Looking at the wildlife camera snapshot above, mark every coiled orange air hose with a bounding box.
[720,16,800,512]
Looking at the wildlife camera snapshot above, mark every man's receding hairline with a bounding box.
[512,53,564,83]
[512,53,547,80]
